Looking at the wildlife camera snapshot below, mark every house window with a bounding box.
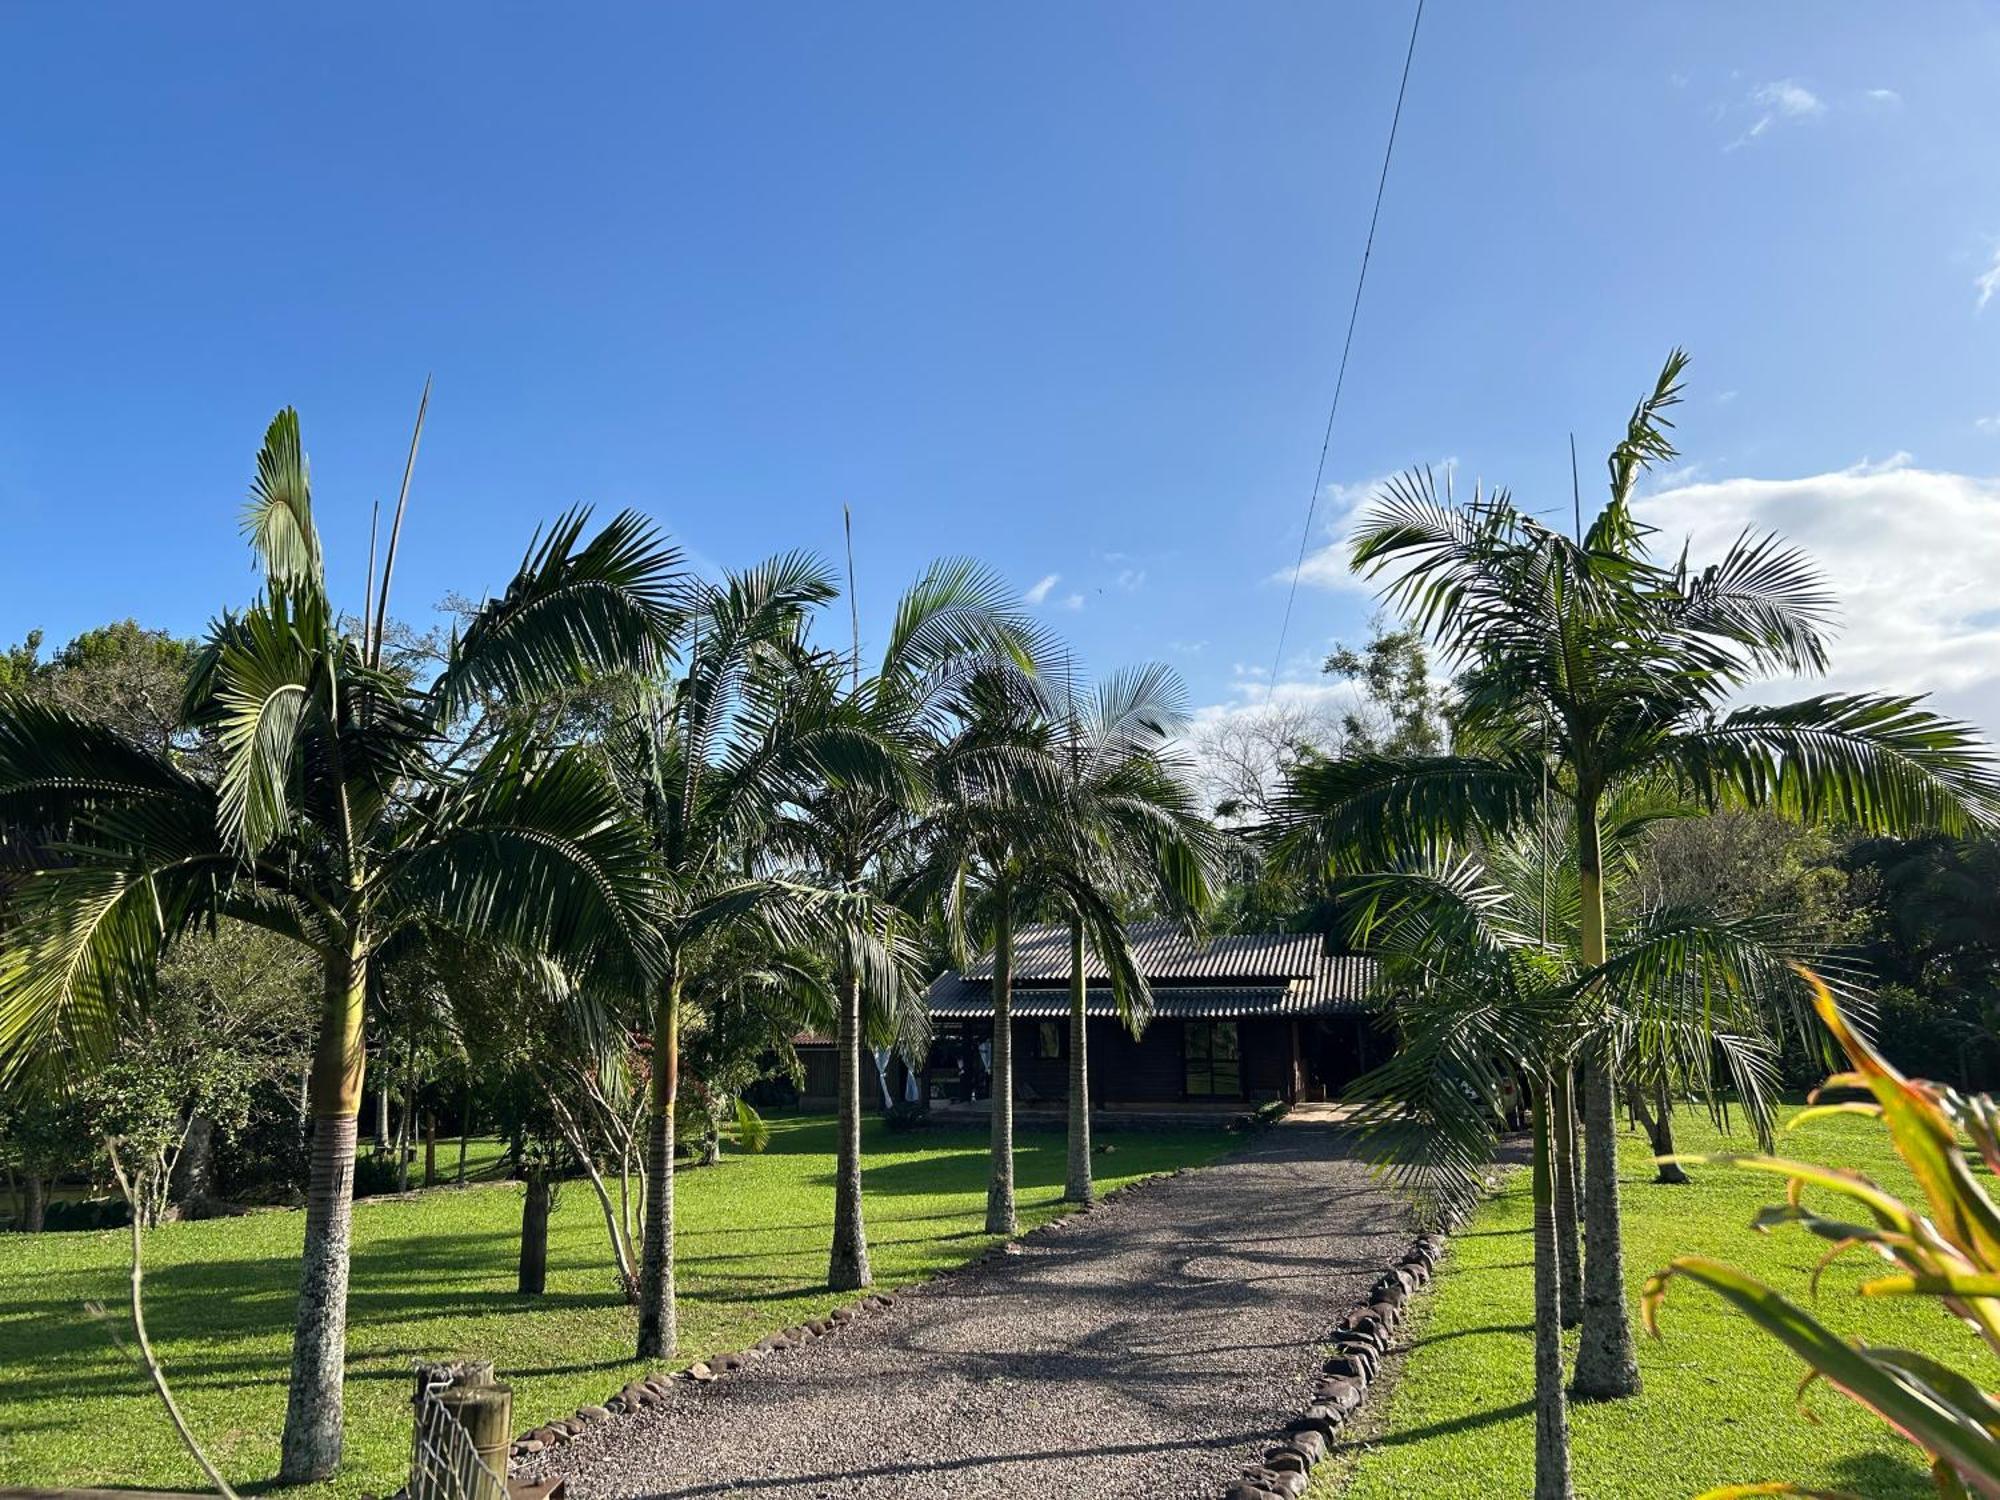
[1036,1021,1064,1060]
[1184,1021,1241,1097]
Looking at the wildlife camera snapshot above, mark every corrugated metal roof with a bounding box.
[962,920,1327,983]
[929,983,1328,1019]
[931,925,1379,1019]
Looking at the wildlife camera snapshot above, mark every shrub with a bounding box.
[882,1100,930,1133]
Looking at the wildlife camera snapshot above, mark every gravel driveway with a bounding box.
[522,1119,1406,1500]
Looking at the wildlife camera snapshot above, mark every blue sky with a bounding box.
[6,3,2000,740]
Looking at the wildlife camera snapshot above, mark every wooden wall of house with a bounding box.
[1092,1018,1186,1104]
[797,1045,889,1109]
[928,1014,1303,1105]
[1242,1019,1293,1101]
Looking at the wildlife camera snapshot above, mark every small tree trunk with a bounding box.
[397,1077,417,1194]
[828,966,873,1290]
[1550,1069,1583,1330]
[171,1114,216,1217]
[986,881,1017,1236]
[1628,1080,1690,1185]
[22,1173,47,1233]
[423,1113,437,1189]
[1573,1050,1643,1400]
[373,1085,390,1152]
[457,1085,471,1187]
[1063,918,1093,1205]
[517,1173,550,1296]
[1530,1077,1574,1500]
[279,943,367,1485]
[635,968,680,1358]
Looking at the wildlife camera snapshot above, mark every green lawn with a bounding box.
[0,1112,1229,1498]
[1316,1106,1999,1499]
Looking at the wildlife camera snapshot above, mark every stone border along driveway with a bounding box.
[512,1119,1442,1499]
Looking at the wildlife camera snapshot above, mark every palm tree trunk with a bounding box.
[827,966,873,1290]
[423,1112,436,1189]
[987,882,1017,1235]
[22,1172,46,1233]
[517,1171,550,1295]
[372,1085,389,1152]
[278,942,367,1485]
[635,968,680,1359]
[456,1083,470,1187]
[1063,918,1093,1205]
[1530,1076,1574,1500]
[1551,1068,1583,1330]
[1570,793,1643,1401]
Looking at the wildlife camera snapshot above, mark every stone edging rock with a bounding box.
[1218,1229,1447,1500]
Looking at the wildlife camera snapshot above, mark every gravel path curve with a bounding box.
[522,1120,1406,1500]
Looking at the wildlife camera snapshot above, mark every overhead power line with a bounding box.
[1267,0,1426,698]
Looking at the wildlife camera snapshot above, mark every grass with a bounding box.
[1314,1105,2000,1499]
[0,1111,1230,1498]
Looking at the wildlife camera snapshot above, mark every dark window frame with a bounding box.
[1182,1019,1243,1098]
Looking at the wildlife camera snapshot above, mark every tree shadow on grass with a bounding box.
[1825,1452,1932,1498]
[1329,1398,1536,1455]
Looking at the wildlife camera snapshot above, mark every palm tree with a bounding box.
[599,550,850,1358]
[1345,807,1829,1500]
[768,560,1047,1286]
[1042,661,1217,1204]
[905,660,1214,1228]
[0,410,679,1481]
[1277,351,2000,1400]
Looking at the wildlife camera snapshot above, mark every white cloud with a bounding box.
[1976,414,2000,435]
[1276,461,1456,595]
[1634,458,2000,733]
[1866,87,1902,106]
[1725,78,1826,150]
[1023,573,1059,606]
[1976,247,2000,313]
[1115,567,1147,592]
[1756,79,1824,118]
[1059,592,1084,612]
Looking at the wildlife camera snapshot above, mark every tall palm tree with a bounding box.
[0,410,678,1481]
[905,660,1213,1229]
[768,560,1048,1287]
[1277,352,2000,1400]
[1042,661,1217,1204]
[1345,808,1830,1500]
[600,550,849,1359]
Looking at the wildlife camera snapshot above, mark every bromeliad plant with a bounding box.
[1646,970,2000,1498]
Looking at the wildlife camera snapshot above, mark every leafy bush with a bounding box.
[351,1151,405,1199]
[1647,970,2000,1494]
[882,1100,930,1133]
[43,1197,131,1232]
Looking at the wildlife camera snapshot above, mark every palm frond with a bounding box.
[242,408,324,593]
[1673,694,2000,836]
[433,508,686,722]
